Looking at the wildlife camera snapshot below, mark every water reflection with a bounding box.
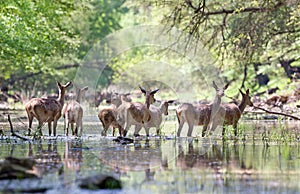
[29,140,62,176]
[176,140,254,184]
[64,140,82,172]
[0,136,299,193]
[99,139,165,172]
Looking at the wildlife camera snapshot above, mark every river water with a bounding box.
[0,109,299,193]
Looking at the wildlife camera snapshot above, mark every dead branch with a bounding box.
[252,105,300,121]
[7,114,31,141]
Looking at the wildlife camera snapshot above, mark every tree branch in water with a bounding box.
[252,105,300,121]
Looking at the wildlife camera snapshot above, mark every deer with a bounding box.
[25,81,72,136]
[98,93,131,136]
[134,100,175,136]
[208,89,253,137]
[176,81,229,137]
[62,85,88,136]
[117,86,159,136]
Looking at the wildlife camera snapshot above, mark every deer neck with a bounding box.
[238,97,247,114]
[76,93,82,103]
[211,95,222,116]
[159,102,164,112]
[145,98,150,109]
[57,90,65,106]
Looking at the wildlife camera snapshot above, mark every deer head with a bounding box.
[239,89,253,106]
[139,86,159,108]
[212,81,229,98]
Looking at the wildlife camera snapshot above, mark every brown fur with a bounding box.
[134,100,175,136]
[25,81,71,136]
[210,89,253,136]
[176,81,229,137]
[62,86,88,136]
[98,93,131,136]
[117,86,159,136]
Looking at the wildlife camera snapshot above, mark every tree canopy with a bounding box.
[1,0,300,100]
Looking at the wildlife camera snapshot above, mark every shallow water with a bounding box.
[0,110,300,193]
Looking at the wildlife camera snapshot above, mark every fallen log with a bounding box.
[252,105,300,121]
[8,114,31,141]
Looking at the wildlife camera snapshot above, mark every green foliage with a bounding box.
[0,1,79,78]
[1,0,127,94]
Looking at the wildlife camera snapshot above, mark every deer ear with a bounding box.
[82,86,88,91]
[65,81,72,88]
[150,89,159,95]
[246,89,250,94]
[57,81,62,88]
[212,81,218,90]
[239,89,244,95]
[139,86,147,94]
[224,83,229,90]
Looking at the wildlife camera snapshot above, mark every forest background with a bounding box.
[1,0,300,106]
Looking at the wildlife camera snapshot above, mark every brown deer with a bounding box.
[25,81,71,136]
[62,85,88,136]
[209,89,253,137]
[117,86,159,136]
[176,81,229,137]
[98,93,131,136]
[134,100,175,136]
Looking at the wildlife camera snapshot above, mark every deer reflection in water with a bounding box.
[27,140,62,176]
[176,140,254,184]
[99,139,168,183]
[64,140,83,172]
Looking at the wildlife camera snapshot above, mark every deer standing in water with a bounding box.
[62,86,88,136]
[208,89,253,137]
[134,100,175,136]
[25,81,72,136]
[98,93,131,136]
[117,86,159,136]
[176,81,229,137]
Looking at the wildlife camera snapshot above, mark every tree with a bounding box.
[148,0,300,93]
[0,0,127,94]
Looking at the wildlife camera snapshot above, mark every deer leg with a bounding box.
[205,121,218,137]
[156,127,160,136]
[75,126,78,136]
[75,120,79,136]
[134,125,142,137]
[71,123,74,135]
[48,121,52,136]
[123,110,131,137]
[99,118,106,136]
[37,120,43,136]
[145,127,150,137]
[177,121,184,137]
[222,125,226,136]
[202,125,208,137]
[53,120,58,136]
[233,123,238,136]
[101,127,107,136]
[79,120,83,137]
[63,118,66,136]
[116,123,123,137]
[66,121,70,136]
[27,113,33,135]
[187,123,194,137]
[112,127,115,136]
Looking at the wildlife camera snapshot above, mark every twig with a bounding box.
[252,105,300,120]
[8,114,31,141]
